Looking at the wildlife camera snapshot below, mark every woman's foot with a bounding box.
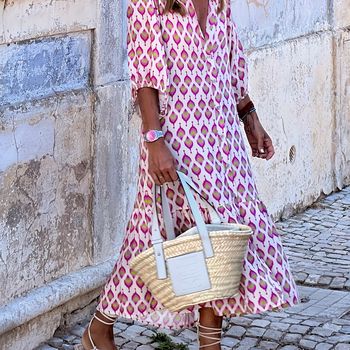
[198,308,223,349]
[80,311,117,350]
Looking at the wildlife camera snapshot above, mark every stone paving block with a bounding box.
[221,336,239,347]
[340,326,350,334]
[62,345,75,350]
[123,341,141,349]
[334,344,350,350]
[180,329,198,341]
[135,336,153,345]
[115,336,129,347]
[330,277,348,289]
[230,317,253,326]
[259,340,279,349]
[282,332,303,344]
[294,272,308,283]
[315,344,334,350]
[47,337,64,348]
[115,322,129,331]
[310,326,335,337]
[142,330,156,337]
[137,345,154,350]
[280,346,300,350]
[246,326,266,337]
[262,329,283,341]
[304,334,327,343]
[251,319,271,328]
[299,339,318,349]
[289,324,310,334]
[269,321,290,331]
[36,345,57,350]
[302,320,323,327]
[305,275,321,285]
[235,336,258,349]
[281,317,302,324]
[335,320,350,326]
[155,328,175,336]
[70,324,85,337]
[225,325,246,338]
[121,325,148,338]
[328,335,350,344]
[187,345,198,350]
[301,306,327,317]
[62,335,76,343]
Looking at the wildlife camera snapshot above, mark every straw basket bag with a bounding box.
[129,171,252,312]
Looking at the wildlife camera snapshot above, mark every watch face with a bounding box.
[147,130,157,142]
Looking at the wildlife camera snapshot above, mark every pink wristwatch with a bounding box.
[143,129,164,143]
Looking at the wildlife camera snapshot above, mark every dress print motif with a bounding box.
[97,0,299,329]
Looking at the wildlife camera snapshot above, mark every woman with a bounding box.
[78,0,299,349]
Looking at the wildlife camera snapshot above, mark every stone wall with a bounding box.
[231,0,350,216]
[0,0,349,349]
[0,0,132,348]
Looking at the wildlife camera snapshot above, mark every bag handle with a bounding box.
[151,171,220,279]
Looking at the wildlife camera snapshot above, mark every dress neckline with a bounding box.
[189,0,210,40]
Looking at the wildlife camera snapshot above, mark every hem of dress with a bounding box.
[96,296,300,331]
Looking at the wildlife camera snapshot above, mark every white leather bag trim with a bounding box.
[160,186,175,240]
[151,171,220,279]
[166,251,211,296]
[177,172,221,225]
[151,206,167,279]
[177,171,214,258]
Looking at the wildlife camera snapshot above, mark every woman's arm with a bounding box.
[138,87,178,185]
[237,94,275,160]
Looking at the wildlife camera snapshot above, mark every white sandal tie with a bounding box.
[74,312,117,350]
[197,323,222,348]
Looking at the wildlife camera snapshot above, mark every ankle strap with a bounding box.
[197,324,222,331]
[94,313,117,326]
[197,323,222,349]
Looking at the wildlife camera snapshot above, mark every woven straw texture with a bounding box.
[130,223,252,312]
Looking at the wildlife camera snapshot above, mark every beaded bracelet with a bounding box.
[238,101,256,123]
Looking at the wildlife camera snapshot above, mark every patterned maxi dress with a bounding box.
[96,0,299,329]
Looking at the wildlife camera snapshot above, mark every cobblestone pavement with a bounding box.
[277,187,350,291]
[37,187,350,350]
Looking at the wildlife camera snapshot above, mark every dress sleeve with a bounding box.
[227,4,249,104]
[127,0,169,117]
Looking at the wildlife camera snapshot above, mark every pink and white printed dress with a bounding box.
[96,0,299,329]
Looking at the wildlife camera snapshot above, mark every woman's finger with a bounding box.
[257,134,266,158]
[264,137,275,160]
[159,170,172,184]
[168,167,178,182]
[150,171,162,186]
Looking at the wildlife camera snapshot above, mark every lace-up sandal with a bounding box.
[74,312,117,350]
[197,323,222,349]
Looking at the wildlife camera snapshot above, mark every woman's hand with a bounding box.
[243,112,275,160]
[147,139,178,185]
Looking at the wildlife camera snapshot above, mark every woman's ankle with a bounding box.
[198,308,223,349]
[90,311,115,335]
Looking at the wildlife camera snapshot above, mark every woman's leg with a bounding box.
[80,311,117,350]
[198,307,223,349]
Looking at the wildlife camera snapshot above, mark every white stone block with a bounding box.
[231,0,330,48]
[0,0,97,44]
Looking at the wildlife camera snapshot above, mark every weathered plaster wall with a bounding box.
[231,0,350,216]
[0,0,130,348]
[0,0,349,349]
